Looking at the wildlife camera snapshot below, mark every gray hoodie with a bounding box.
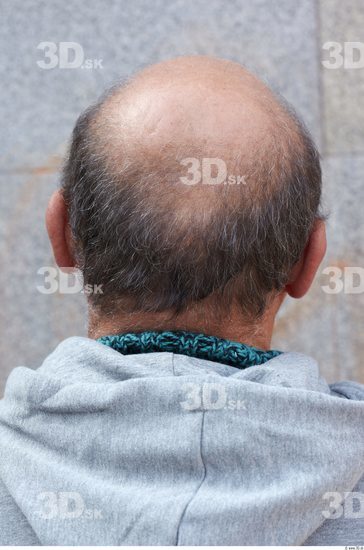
[0,336,363,545]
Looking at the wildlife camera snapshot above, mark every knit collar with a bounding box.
[97,330,281,370]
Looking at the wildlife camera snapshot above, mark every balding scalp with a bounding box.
[61,56,322,318]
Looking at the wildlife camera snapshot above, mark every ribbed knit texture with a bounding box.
[97,330,281,369]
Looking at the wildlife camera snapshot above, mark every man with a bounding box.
[0,56,363,545]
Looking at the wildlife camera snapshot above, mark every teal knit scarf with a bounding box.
[97,330,281,370]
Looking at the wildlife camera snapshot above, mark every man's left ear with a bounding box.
[46,190,75,269]
[285,219,327,299]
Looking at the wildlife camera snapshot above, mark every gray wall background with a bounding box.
[1,0,363,394]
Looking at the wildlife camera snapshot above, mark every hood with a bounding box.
[0,336,363,545]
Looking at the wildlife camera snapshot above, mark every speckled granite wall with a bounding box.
[1,0,363,394]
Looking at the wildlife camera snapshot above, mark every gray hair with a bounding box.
[61,85,323,319]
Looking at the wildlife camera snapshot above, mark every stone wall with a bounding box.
[1,0,363,393]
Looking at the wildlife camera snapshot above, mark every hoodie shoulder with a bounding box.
[0,478,40,545]
[329,380,364,400]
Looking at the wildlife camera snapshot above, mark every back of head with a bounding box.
[61,56,322,319]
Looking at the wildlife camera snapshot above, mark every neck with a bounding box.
[88,295,284,351]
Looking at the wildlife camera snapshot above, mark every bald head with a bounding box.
[103,56,281,149]
[62,56,322,317]
[93,56,301,201]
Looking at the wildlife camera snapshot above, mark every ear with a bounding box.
[285,219,327,299]
[46,190,75,269]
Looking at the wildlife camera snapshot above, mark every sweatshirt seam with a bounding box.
[175,409,207,545]
[171,352,176,376]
